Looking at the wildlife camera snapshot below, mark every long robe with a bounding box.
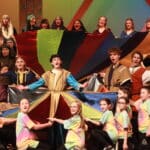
[28,69,101,121]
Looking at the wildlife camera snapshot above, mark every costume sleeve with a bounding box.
[28,78,45,90]
[23,114,35,129]
[66,74,81,90]
[100,111,110,124]
[64,116,80,129]
[147,100,150,115]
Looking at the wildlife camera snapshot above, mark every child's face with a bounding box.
[117,98,127,110]
[100,100,109,112]
[0,66,8,74]
[70,102,80,115]
[15,58,26,70]
[140,88,150,101]
[51,57,62,69]
[20,99,30,113]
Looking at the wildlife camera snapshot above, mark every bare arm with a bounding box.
[85,118,100,126]
[32,122,52,130]
[123,129,128,150]
[1,117,16,126]
[48,117,64,124]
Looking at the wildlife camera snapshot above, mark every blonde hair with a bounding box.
[70,101,86,130]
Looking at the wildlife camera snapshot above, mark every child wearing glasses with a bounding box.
[48,100,86,150]
[115,97,133,150]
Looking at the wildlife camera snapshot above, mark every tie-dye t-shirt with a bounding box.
[100,110,118,142]
[64,115,85,150]
[115,110,132,139]
[16,112,39,150]
[135,99,150,133]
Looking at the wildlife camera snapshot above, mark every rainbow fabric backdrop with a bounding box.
[16,30,150,80]
[3,30,150,121]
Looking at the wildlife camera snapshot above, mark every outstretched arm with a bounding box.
[17,78,45,90]
[0,117,16,128]
[48,117,64,124]
[32,121,52,130]
[85,118,100,126]
[67,74,87,90]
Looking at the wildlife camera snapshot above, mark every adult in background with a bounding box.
[51,16,67,30]
[93,16,111,34]
[71,19,87,33]
[22,14,39,32]
[120,18,137,39]
[39,18,50,29]
[0,14,17,39]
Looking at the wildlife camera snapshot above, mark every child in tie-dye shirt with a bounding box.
[86,98,118,150]
[48,100,86,150]
[16,98,52,150]
[134,86,150,149]
[115,97,133,150]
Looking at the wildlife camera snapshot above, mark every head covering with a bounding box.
[27,14,35,21]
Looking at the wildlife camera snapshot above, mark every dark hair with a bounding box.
[118,96,129,104]
[1,44,10,50]
[99,98,111,105]
[131,51,143,61]
[108,47,122,55]
[118,86,131,99]
[71,19,86,32]
[0,64,9,70]
[40,18,50,29]
[0,45,11,57]
[141,86,150,93]
[49,54,62,62]
[143,55,150,67]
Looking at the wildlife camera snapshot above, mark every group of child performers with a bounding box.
[12,85,150,150]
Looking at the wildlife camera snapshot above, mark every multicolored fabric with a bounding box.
[28,69,81,117]
[135,99,150,133]
[115,110,132,139]
[64,115,85,149]
[16,112,39,150]
[100,110,118,142]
